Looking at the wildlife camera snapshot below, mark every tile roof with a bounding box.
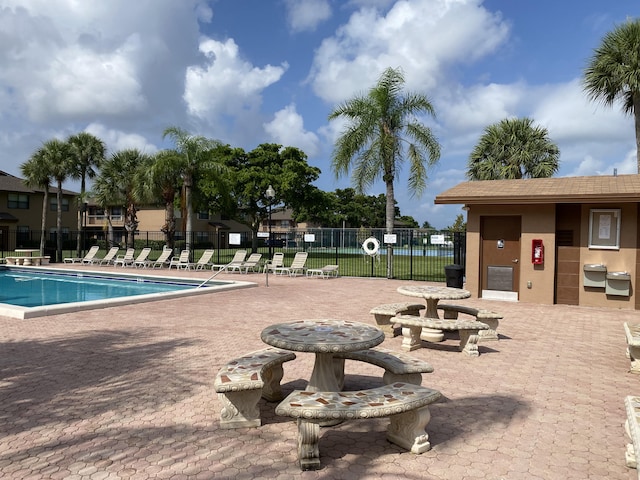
[0,170,77,195]
[434,174,640,205]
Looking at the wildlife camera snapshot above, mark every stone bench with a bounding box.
[624,395,640,477]
[333,347,434,389]
[624,323,640,374]
[438,304,502,341]
[395,314,489,356]
[369,302,425,336]
[214,347,296,429]
[275,382,441,470]
[5,256,50,266]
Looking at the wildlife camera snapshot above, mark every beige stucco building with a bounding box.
[0,171,77,251]
[435,174,640,310]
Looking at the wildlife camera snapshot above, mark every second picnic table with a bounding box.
[397,285,471,342]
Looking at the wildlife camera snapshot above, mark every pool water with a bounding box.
[0,269,199,307]
[0,267,255,319]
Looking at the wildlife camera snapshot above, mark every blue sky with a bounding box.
[0,1,637,228]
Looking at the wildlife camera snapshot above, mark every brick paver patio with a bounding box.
[0,266,638,479]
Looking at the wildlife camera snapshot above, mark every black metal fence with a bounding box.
[0,228,465,282]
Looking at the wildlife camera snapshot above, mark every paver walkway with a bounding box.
[0,266,638,479]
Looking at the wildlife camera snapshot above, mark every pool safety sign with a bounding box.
[383,234,397,244]
[229,233,241,245]
[430,234,445,245]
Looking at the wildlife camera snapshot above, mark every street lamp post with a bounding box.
[266,185,275,258]
[265,185,275,287]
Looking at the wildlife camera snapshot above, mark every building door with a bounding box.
[480,216,521,299]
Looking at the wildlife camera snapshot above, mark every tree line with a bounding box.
[19,128,427,262]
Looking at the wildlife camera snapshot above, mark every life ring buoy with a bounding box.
[362,237,380,256]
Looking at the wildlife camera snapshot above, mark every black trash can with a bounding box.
[44,247,57,263]
[444,264,464,288]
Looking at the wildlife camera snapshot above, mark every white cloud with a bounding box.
[533,79,630,143]
[28,38,147,121]
[565,150,637,177]
[309,0,510,104]
[438,82,525,134]
[84,123,158,155]
[184,38,288,120]
[0,0,208,127]
[264,104,320,156]
[284,0,332,32]
[565,154,604,177]
[346,0,395,8]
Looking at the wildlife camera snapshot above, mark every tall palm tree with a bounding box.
[136,149,184,249]
[93,149,148,248]
[68,132,106,256]
[20,150,54,254]
[467,117,560,180]
[36,139,72,262]
[328,67,441,277]
[584,18,640,171]
[162,126,223,252]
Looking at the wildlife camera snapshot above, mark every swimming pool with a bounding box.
[0,267,255,319]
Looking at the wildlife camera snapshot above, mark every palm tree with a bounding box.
[20,150,54,254]
[584,18,640,172]
[467,117,560,180]
[136,149,184,249]
[328,67,441,277]
[162,126,223,252]
[68,132,106,256]
[93,149,148,248]
[36,139,72,262]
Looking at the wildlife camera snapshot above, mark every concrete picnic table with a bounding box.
[260,319,384,393]
[7,249,45,266]
[397,285,471,342]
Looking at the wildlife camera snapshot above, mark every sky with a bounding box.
[0,0,638,229]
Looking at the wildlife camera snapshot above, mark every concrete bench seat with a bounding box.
[214,347,296,429]
[369,302,425,336]
[333,346,434,388]
[395,314,489,356]
[437,304,502,341]
[624,323,640,374]
[5,256,49,266]
[624,395,640,478]
[276,382,441,470]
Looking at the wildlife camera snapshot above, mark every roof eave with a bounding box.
[435,194,640,205]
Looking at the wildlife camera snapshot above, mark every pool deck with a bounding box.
[0,264,638,479]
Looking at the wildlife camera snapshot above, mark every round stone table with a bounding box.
[261,319,384,393]
[397,285,471,342]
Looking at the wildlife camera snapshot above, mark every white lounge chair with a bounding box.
[149,247,174,268]
[275,252,308,277]
[113,248,136,267]
[306,264,339,279]
[96,247,120,265]
[131,248,152,268]
[229,253,262,273]
[211,250,247,272]
[192,249,215,270]
[169,250,191,269]
[263,252,284,273]
[64,245,100,264]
